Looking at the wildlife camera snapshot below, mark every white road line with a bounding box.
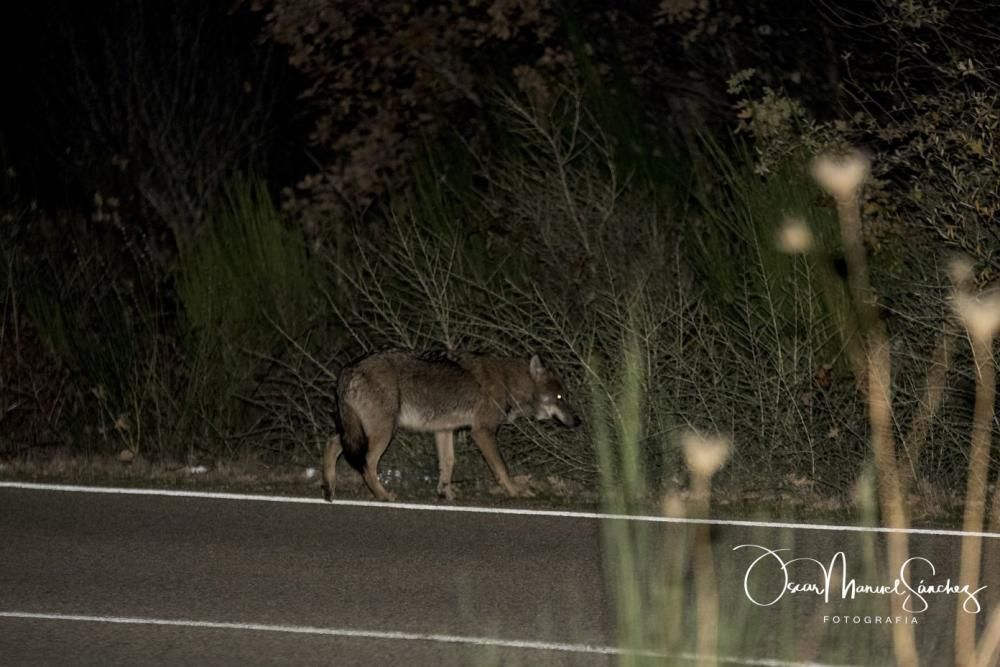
[0,610,851,667]
[0,480,995,538]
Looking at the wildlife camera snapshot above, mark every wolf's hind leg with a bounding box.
[435,431,456,500]
[361,425,397,502]
[321,435,342,501]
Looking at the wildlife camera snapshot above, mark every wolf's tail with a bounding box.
[338,402,369,472]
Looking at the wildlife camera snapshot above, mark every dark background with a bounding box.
[2,0,999,515]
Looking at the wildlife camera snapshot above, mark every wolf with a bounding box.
[321,350,581,502]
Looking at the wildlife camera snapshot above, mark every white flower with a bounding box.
[662,492,687,518]
[777,216,814,254]
[954,292,1000,341]
[682,431,732,478]
[947,255,975,288]
[811,151,870,201]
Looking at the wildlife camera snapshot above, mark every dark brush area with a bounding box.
[2,0,999,517]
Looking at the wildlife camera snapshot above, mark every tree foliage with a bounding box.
[251,0,570,218]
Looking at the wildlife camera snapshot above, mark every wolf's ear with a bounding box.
[529,354,545,380]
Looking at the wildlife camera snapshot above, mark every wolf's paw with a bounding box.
[507,483,535,498]
[508,475,536,498]
[321,486,334,502]
[378,491,398,502]
[437,482,457,501]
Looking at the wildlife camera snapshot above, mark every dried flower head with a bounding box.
[954,292,1000,341]
[811,151,870,201]
[777,216,814,254]
[947,255,975,290]
[682,431,732,478]
[662,492,687,518]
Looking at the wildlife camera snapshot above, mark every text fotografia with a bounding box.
[823,615,917,625]
[734,544,985,614]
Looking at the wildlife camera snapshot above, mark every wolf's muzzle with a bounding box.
[558,412,582,428]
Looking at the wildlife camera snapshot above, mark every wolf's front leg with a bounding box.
[435,431,456,500]
[471,427,533,498]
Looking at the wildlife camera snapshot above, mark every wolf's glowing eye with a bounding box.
[556,394,563,401]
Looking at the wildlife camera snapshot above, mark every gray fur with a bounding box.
[322,350,580,501]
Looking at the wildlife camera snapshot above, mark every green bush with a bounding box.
[174,178,321,457]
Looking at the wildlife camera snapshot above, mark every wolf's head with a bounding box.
[529,355,582,428]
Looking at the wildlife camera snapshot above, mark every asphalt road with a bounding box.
[0,484,997,666]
